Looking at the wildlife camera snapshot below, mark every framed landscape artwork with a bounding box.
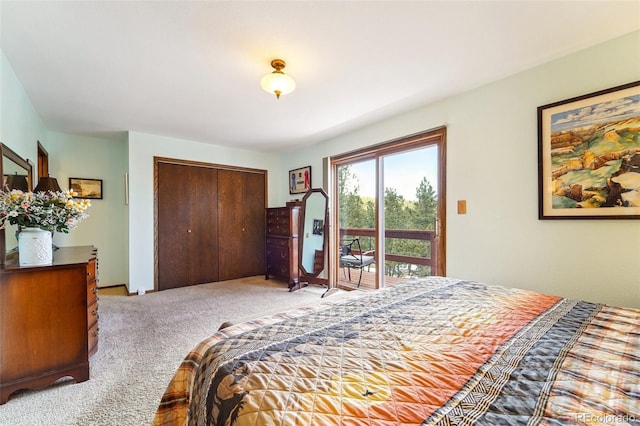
[538,81,640,219]
[289,166,311,195]
[69,177,103,199]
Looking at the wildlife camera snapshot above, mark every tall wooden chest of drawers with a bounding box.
[0,246,99,404]
[265,206,300,290]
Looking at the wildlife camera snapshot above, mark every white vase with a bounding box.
[18,227,53,266]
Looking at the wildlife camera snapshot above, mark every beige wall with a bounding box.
[281,31,640,308]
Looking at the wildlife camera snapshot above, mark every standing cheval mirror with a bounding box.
[298,188,329,290]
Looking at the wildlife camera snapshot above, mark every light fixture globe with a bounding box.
[261,59,295,99]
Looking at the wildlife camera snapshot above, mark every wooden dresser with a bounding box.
[0,246,99,404]
[265,206,299,290]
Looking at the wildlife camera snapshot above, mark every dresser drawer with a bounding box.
[266,241,289,259]
[266,259,290,277]
[88,321,99,356]
[87,300,99,328]
[266,207,290,219]
[266,222,290,236]
[87,259,96,282]
[266,237,290,248]
[87,280,98,305]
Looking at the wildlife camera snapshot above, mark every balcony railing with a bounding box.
[339,227,437,275]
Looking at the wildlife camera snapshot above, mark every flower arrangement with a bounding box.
[0,189,91,233]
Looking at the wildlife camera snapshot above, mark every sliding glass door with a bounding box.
[333,128,446,290]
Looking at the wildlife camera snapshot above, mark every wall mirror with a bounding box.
[299,188,329,285]
[1,143,34,265]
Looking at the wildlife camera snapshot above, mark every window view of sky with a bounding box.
[348,146,438,201]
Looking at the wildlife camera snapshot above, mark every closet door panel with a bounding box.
[242,171,266,276]
[188,166,219,284]
[217,169,244,281]
[158,162,191,290]
[157,163,219,290]
[217,170,265,281]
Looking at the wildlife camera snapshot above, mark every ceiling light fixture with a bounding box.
[260,59,295,99]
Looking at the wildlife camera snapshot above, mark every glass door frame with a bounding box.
[330,127,447,290]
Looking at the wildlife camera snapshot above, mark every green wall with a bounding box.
[281,31,640,308]
[3,31,639,305]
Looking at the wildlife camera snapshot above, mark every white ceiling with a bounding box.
[1,1,639,153]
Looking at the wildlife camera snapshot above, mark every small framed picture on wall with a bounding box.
[69,177,103,199]
[289,166,311,194]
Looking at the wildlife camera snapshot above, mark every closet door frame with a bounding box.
[153,157,268,291]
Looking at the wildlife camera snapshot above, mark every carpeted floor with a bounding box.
[0,276,341,425]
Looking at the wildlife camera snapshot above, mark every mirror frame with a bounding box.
[1,142,34,266]
[298,188,329,285]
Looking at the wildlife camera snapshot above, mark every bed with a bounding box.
[153,277,639,425]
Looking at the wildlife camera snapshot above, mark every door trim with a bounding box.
[37,141,49,180]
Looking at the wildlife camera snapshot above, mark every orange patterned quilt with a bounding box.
[153,277,640,425]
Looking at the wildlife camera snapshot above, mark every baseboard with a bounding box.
[98,283,126,289]
[98,284,129,296]
[128,289,156,296]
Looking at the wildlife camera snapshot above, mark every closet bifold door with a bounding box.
[217,169,266,281]
[157,162,219,290]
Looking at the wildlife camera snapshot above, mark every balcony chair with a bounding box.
[339,238,375,288]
